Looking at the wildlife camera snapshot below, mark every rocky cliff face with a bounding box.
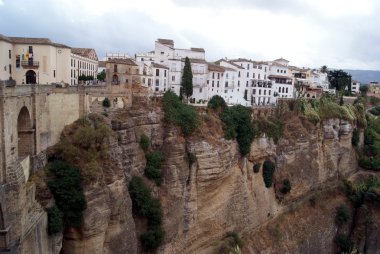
[43,96,371,254]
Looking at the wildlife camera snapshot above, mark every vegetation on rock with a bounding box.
[221,105,256,156]
[335,204,350,226]
[128,176,164,250]
[47,160,87,228]
[215,231,244,254]
[359,118,380,170]
[253,163,261,173]
[208,95,227,111]
[335,233,353,253]
[144,151,165,185]
[139,133,150,152]
[163,91,199,136]
[351,128,360,147]
[102,97,111,108]
[343,176,380,208]
[253,117,284,144]
[262,160,275,188]
[280,179,291,194]
[46,205,64,235]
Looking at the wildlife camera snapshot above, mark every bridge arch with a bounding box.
[17,106,33,159]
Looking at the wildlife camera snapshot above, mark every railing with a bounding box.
[21,61,39,68]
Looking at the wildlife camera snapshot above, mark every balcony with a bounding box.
[21,61,39,68]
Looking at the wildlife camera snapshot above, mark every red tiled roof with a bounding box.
[107,58,137,66]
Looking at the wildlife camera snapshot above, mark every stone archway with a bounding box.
[25,70,36,84]
[17,107,33,159]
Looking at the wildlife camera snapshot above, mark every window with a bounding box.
[246,81,248,87]
[114,64,117,72]
[225,81,228,87]
[286,87,288,93]
[264,74,266,79]
[247,72,249,78]
[264,90,266,95]
[212,81,214,87]
[212,72,215,79]
[16,55,20,68]
[9,64,11,74]
[238,81,240,87]
[253,89,256,95]
[172,76,175,82]
[247,64,250,70]
[253,73,255,79]
[155,79,159,86]
[207,80,209,84]
[226,73,228,78]
[9,50,11,59]
[217,81,219,87]
[277,69,279,73]
[224,90,227,93]
[265,67,267,72]
[217,73,220,79]
[238,71,241,77]
[53,70,56,78]
[259,89,261,95]
[156,69,159,76]
[269,90,271,95]
[258,74,261,79]
[200,88,203,93]
[161,52,164,54]
[284,70,287,74]
[164,70,167,77]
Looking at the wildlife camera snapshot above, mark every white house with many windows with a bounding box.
[70,48,98,85]
[269,58,294,100]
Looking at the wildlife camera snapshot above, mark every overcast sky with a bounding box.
[1,0,380,70]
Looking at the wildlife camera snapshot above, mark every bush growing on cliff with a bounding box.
[47,160,87,227]
[208,95,227,111]
[359,118,380,170]
[162,91,199,136]
[343,176,380,208]
[144,151,165,185]
[280,179,291,194]
[335,204,350,226]
[128,176,164,250]
[335,233,352,253]
[221,105,256,156]
[253,117,284,144]
[253,163,261,173]
[352,128,360,147]
[262,160,275,188]
[139,134,150,152]
[46,205,64,235]
[102,97,111,108]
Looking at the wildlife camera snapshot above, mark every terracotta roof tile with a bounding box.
[107,58,137,66]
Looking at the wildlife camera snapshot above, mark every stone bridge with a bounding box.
[0,82,135,253]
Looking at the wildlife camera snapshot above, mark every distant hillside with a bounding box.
[344,69,380,84]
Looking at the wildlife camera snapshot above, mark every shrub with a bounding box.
[253,117,284,144]
[144,151,165,185]
[163,91,199,136]
[253,163,261,173]
[46,205,64,235]
[280,179,291,194]
[102,97,111,108]
[352,128,360,147]
[221,105,256,156]
[128,176,164,250]
[208,95,227,111]
[186,152,197,166]
[335,204,350,226]
[139,134,150,152]
[335,233,352,253]
[47,160,87,227]
[262,160,275,188]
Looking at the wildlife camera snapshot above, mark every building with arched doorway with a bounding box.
[0,34,72,85]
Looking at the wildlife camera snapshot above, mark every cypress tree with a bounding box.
[181,57,193,100]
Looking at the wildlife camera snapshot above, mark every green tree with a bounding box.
[360,85,368,95]
[97,70,106,81]
[327,70,352,93]
[320,65,328,73]
[181,57,193,100]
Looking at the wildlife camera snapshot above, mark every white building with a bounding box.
[351,80,360,94]
[268,58,294,100]
[70,48,98,85]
